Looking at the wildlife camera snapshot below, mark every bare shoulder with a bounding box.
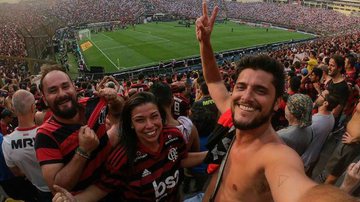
[260,141,303,166]
[260,143,317,202]
[262,142,306,178]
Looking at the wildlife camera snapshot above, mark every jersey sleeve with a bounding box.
[95,146,128,193]
[35,132,63,166]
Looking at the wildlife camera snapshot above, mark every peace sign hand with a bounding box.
[196,1,219,43]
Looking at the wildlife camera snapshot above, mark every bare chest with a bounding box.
[215,149,273,202]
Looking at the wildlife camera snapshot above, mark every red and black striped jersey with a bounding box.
[130,83,149,93]
[172,93,190,119]
[35,97,112,192]
[96,126,187,202]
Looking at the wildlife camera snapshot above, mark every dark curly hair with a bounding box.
[235,54,285,99]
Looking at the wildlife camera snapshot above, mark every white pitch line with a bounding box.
[102,40,169,51]
[131,30,170,42]
[91,39,112,43]
[90,39,119,70]
[102,45,126,51]
[100,33,114,41]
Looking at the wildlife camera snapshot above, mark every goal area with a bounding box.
[78,29,91,40]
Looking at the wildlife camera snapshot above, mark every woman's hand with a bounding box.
[52,185,77,202]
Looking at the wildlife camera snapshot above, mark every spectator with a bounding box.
[130,73,149,93]
[195,4,357,201]
[52,92,206,201]
[302,94,338,173]
[150,82,200,152]
[288,76,301,95]
[300,67,323,101]
[4,84,19,112]
[189,81,219,193]
[34,65,123,193]
[317,102,360,185]
[317,55,349,122]
[319,64,331,89]
[172,85,191,119]
[0,132,38,201]
[306,51,318,72]
[0,109,14,136]
[343,54,359,119]
[190,82,219,137]
[277,93,313,156]
[1,89,52,201]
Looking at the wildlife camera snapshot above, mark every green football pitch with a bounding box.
[79,21,313,73]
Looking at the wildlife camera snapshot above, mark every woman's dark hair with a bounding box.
[120,92,166,167]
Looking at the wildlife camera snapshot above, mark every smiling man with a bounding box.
[34,65,123,194]
[196,2,357,202]
[316,55,349,120]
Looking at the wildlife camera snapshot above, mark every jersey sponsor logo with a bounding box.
[134,151,148,162]
[202,99,215,106]
[11,138,36,149]
[167,147,178,162]
[142,169,152,178]
[165,136,178,146]
[153,170,179,200]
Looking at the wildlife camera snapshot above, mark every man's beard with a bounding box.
[232,101,275,130]
[328,69,338,77]
[51,95,79,119]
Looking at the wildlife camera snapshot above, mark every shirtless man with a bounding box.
[321,102,360,184]
[343,102,360,144]
[196,2,356,201]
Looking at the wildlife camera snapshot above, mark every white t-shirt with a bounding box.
[176,116,193,144]
[2,126,50,192]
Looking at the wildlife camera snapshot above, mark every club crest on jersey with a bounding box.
[168,147,178,162]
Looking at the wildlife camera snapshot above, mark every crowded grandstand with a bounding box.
[0,0,360,201]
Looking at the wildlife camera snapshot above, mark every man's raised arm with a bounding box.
[265,144,358,202]
[196,1,230,114]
